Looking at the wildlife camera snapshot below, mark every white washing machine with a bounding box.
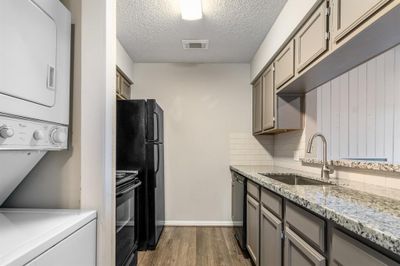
[0,0,71,203]
[0,1,97,265]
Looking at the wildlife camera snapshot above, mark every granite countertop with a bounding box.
[300,157,400,173]
[230,165,400,256]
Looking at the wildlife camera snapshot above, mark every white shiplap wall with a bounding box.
[316,44,400,163]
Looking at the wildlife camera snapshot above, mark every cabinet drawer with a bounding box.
[286,201,325,251]
[274,40,295,89]
[330,229,400,266]
[285,227,326,266]
[261,188,282,219]
[247,180,260,201]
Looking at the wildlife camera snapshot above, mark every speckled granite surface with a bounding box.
[301,158,400,173]
[230,165,400,256]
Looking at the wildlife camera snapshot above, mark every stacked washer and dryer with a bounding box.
[0,1,96,265]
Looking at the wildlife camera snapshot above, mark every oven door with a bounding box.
[116,179,141,266]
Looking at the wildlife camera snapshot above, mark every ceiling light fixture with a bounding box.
[180,0,203,21]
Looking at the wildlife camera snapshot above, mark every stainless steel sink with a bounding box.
[259,173,332,186]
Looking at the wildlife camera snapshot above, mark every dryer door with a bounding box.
[0,0,57,107]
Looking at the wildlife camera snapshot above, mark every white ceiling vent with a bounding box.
[182,40,209,50]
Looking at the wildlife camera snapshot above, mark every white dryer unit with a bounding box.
[0,0,71,205]
[0,0,71,126]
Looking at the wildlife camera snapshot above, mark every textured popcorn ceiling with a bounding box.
[117,0,287,63]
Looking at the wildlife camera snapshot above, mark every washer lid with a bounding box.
[0,209,96,265]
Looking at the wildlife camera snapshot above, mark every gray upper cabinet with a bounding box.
[252,78,263,134]
[262,65,275,131]
[260,206,282,266]
[274,40,295,89]
[116,68,132,100]
[330,229,400,266]
[247,194,260,266]
[331,0,392,44]
[285,227,326,266]
[295,2,329,73]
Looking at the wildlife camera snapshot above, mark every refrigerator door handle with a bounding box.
[148,111,160,143]
[154,112,160,142]
[155,143,160,178]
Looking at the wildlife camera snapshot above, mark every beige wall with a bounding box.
[4,0,82,209]
[117,39,135,81]
[132,63,255,225]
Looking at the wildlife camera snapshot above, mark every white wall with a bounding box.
[117,39,134,81]
[4,0,82,209]
[250,0,319,80]
[272,44,400,196]
[315,44,400,163]
[132,63,259,225]
[80,0,116,265]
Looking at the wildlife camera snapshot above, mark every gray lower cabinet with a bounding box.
[247,194,260,265]
[260,206,282,266]
[330,229,399,266]
[284,227,326,266]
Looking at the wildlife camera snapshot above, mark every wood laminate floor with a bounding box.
[138,227,252,266]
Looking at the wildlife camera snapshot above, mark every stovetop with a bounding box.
[116,170,139,187]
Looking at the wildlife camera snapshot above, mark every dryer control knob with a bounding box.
[33,130,45,141]
[51,129,66,144]
[0,126,14,139]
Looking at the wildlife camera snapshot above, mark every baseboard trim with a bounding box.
[164,220,240,227]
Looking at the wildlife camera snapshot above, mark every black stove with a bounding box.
[116,170,141,266]
[116,170,138,187]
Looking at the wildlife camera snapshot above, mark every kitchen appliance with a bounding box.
[117,99,165,250]
[232,171,247,252]
[0,0,71,125]
[0,1,96,265]
[0,0,71,205]
[116,170,142,266]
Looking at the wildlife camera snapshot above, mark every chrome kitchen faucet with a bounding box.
[306,133,334,180]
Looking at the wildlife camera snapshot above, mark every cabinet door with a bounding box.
[331,0,391,43]
[296,2,328,73]
[284,227,326,266]
[247,195,260,265]
[262,65,275,131]
[116,71,121,94]
[253,78,263,134]
[260,206,282,266]
[121,77,131,99]
[274,40,295,89]
[330,229,400,266]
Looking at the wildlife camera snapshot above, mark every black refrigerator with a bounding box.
[117,99,165,250]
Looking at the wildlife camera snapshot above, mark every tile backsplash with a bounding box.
[229,133,273,166]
